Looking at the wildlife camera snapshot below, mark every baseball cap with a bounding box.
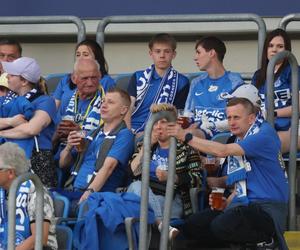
[1,57,41,83]
[221,84,261,107]
[0,73,8,89]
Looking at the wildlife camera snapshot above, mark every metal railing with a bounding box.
[279,13,300,30]
[139,111,177,250]
[7,173,44,250]
[0,16,86,43]
[265,50,299,230]
[96,14,266,68]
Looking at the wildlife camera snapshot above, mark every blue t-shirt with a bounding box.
[0,95,35,158]
[74,127,134,191]
[252,64,300,131]
[31,95,57,150]
[185,71,243,138]
[53,73,116,102]
[150,146,169,180]
[0,96,34,120]
[129,69,189,132]
[238,121,289,203]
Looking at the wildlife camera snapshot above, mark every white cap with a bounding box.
[2,57,41,83]
[221,84,261,107]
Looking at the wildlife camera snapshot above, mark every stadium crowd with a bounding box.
[0,29,297,249]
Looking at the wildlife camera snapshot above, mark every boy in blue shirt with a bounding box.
[127,33,189,134]
[184,36,244,138]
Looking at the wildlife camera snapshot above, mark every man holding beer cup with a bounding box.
[52,58,105,159]
[58,88,134,205]
[167,98,288,249]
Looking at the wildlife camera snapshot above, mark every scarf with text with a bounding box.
[0,180,32,247]
[132,65,178,132]
[65,87,104,131]
[226,113,264,205]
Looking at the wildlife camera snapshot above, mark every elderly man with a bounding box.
[167,97,289,249]
[58,88,134,205]
[53,58,105,160]
[0,142,57,250]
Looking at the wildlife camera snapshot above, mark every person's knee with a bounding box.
[210,215,232,241]
[127,180,142,195]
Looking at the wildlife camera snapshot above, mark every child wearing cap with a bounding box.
[0,71,35,158]
[0,73,9,97]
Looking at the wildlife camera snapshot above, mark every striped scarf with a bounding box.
[226,113,264,205]
[132,65,178,133]
[65,87,104,131]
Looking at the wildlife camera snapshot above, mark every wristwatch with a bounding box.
[184,132,193,144]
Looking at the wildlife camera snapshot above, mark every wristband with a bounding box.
[86,188,95,193]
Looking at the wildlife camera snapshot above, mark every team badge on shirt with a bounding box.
[208,85,218,92]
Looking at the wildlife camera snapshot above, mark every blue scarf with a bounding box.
[132,65,178,133]
[65,87,104,131]
[0,180,32,248]
[226,113,264,205]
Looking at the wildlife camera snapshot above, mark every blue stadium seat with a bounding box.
[56,225,73,250]
[52,192,70,219]
[115,73,132,92]
[45,73,67,94]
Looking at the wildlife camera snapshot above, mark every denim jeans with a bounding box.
[127,180,183,220]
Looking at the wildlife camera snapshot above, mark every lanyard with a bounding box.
[74,91,98,124]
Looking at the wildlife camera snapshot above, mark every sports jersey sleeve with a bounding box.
[107,128,134,166]
[184,79,197,112]
[237,123,280,159]
[34,96,57,123]
[52,74,69,100]
[100,74,116,93]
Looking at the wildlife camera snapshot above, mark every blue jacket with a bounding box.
[75,192,155,250]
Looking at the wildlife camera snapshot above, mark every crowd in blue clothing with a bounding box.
[0,28,297,249]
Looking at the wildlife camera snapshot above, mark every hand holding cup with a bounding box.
[177,109,194,129]
[209,187,226,210]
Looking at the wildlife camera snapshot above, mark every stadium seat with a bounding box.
[115,73,132,92]
[52,192,70,219]
[56,225,73,250]
[45,73,67,94]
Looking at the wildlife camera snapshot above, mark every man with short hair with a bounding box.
[59,88,134,203]
[167,97,289,249]
[0,38,22,64]
[0,38,22,95]
[127,33,189,134]
[53,58,105,158]
[185,36,244,138]
[0,142,57,250]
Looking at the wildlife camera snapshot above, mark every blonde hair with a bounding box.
[150,103,177,116]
